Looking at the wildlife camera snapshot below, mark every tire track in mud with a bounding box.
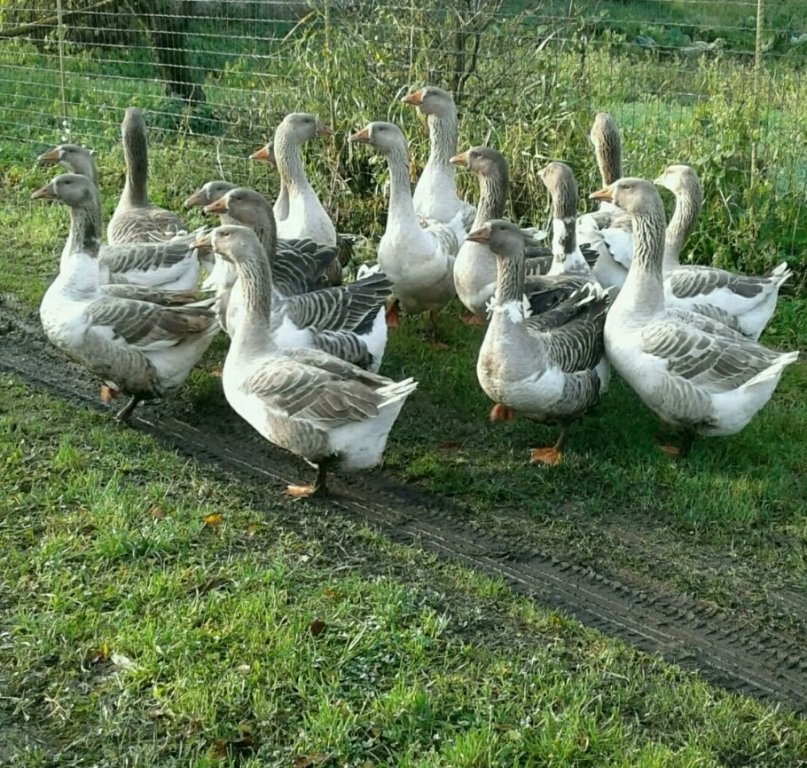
[2,310,805,715]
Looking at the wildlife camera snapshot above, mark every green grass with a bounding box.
[2,377,806,766]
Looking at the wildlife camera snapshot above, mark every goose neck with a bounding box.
[618,210,666,314]
[121,122,149,206]
[427,111,458,167]
[231,256,276,357]
[274,129,311,196]
[663,187,702,270]
[65,197,102,265]
[493,250,526,308]
[385,143,418,225]
[473,173,506,229]
[595,137,621,187]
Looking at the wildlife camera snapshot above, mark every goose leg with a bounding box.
[529,425,568,466]
[385,298,401,328]
[428,310,449,350]
[114,395,141,423]
[461,312,485,326]
[660,429,695,459]
[489,403,515,422]
[286,461,331,499]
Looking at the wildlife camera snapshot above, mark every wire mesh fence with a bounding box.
[1,0,806,272]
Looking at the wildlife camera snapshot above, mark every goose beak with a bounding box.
[589,185,614,203]
[316,123,334,137]
[183,189,207,209]
[401,90,424,106]
[465,225,491,244]
[31,182,56,200]
[250,145,272,162]
[450,151,468,167]
[37,148,61,165]
[192,232,212,249]
[204,198,228,215]
[652,174,665,186]
[348,127,371,145]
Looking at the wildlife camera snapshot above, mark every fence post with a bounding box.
[56,0,68,136]
[750,0,765,182]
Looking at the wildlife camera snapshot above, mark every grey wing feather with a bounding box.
[101,237,199,275]
[524,275,590,316]
[273,238,340,295]
[668,266,765,300]
[101,284,213,307]
[641,317,784,391]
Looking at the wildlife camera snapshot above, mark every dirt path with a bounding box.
[2,305,805,715]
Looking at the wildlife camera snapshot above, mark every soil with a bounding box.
[1,299,805,716]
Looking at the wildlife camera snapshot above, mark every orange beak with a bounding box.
[37,148,61,165]
[449,151,468,167]
[183,189,207,209]
[250,145,272,162]
[465,225,491,244]
[348,127,371,145]
[192,232,212,249]
[589,186,613,203]
[401,90,424,106]
[31,182,56,200]
[316,123,334,137]
[204,198,228,215]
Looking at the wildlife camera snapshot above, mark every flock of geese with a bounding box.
[30,88,798,496]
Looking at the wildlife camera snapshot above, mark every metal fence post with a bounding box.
[56,0,68,138]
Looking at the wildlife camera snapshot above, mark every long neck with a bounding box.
[595,137,621,187]
[231,256,275,357]
[549,181,582,274]
[274,128,311,196]
[64,198,102,265]
[619,208,667,314]
[251,209,279,266]
[663,186,702,270]
[493,250,525,307]
[473,172,506,229]
[121,123,149,206]
[427,110,458,167]
[386,143,418,226]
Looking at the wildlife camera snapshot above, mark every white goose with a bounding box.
[467,219,610,465]
[401,86,475,228]
[592,178,798,456]
[210,224,417,497]
[108,107,187,244]
[200,188,391,371]
[32,174,219,421]
[271,113,336,245]
[38,143,98,183]
[349,121,463,339]
[655,164,791,340]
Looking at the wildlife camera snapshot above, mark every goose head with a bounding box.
[184,180,237,209]
[277,112,333,145]
[249,142,276,166]
[37,144,95,178]
[200,224,264,266]
[591,177,665,219]
[653,163,702,199]
[466,219,528,258]
[401,86,455,117]
[348,121,407,155]
[31,173,96,209]
[204,187,271,226]
[451,146,507,180]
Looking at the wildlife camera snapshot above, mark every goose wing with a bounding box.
[668,265,775,301]
[86,296,216,350]
[272,237,339,295]
[642,312,786,391]
[101,233,205,275]
[100,284,214,308]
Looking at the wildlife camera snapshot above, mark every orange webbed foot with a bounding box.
[529,447,563,466]
[385,301,401,328]
[461,312,485,326]
[285,484,319,498]
[428,341,450,351]
[99,385,118,404]
[659,444,681,457]
[489,404,515,423]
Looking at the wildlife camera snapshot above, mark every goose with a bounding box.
[467,219,610,465]
[208,224,417,497]
[108,108,187,245]
[249,142,289,224]
[37,169,206,291]
[401,86,475,228]
[575,113,634,288]
[591,178,798,456]
[451,147,594,322]
[271,113,336,245]
[655,163,791,340]
[199,189,391,371]
[32,174,219,421]
[349,121,463,339]
[38,143,98,183]
[536,162,597,279]
[183,180,237,215]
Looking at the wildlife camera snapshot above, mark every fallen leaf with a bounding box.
[309,618,327,637]
[293,753,328,768]
[148,505,164,519]
[110,651,140,671]
[245,523,259,538]
[202,513,224,526]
